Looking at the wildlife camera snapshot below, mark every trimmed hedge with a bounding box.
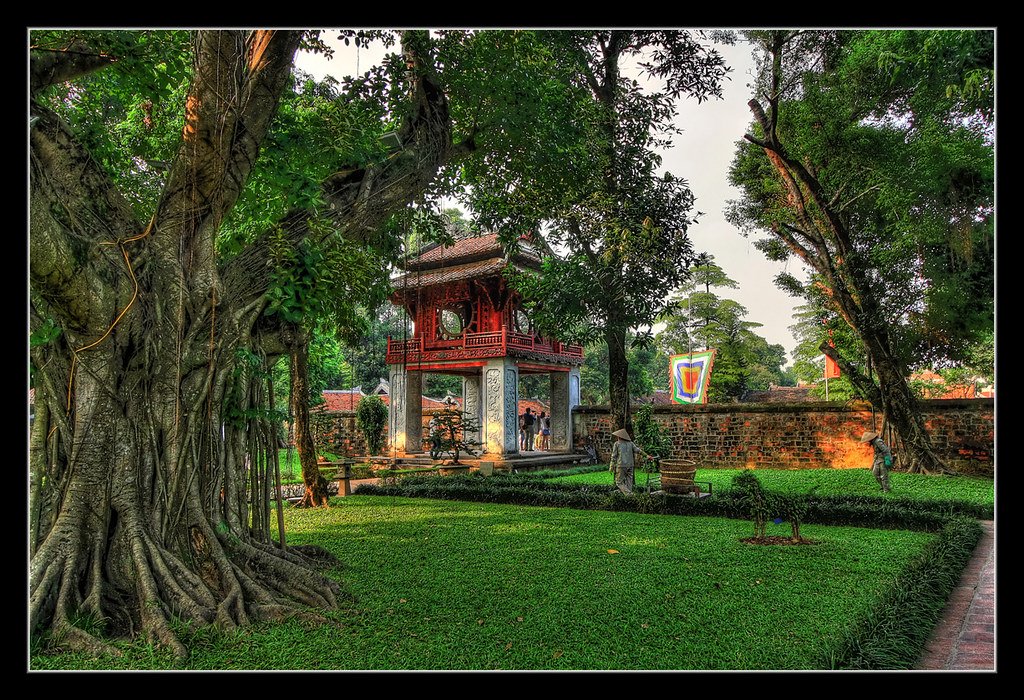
[354,473,989,531]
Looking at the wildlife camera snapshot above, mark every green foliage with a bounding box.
[30,318,62,348]
[32,31,193,216]
[355,395,388,455]
[730,471,772,538]
[424,374,463,399]
[219,63,404,255]
[775,489,817,542]
[579,334,662,404]
[730,30,993,389]
[429,407,483,464]
[633,404,671,464]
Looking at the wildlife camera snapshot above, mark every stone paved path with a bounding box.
[915,520,995,671]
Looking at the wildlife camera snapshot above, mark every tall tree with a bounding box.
[29,28,473,657]
[657,256,787,401]
[485,31,729,433]
[728,29,993,472]
[30,28,648,655]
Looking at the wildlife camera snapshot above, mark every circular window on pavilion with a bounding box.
[437,306,468,339]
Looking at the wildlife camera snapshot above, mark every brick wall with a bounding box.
[573,399,994,476]
[311,408,473,457]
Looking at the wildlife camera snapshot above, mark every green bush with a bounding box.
[730,471,773,538]
[633,404,671,470]
[355,473,980,532]
[355,395,388,455]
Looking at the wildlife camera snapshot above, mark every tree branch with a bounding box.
[152,30,303,282]
[29,104,143,334]
[30,41,115,95]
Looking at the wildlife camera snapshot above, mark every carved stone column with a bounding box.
[388,367,422,454]
[550,367,581,452]
[462,371,482,451]
[483,358,519,456]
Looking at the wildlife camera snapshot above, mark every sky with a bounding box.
[295,33,806,364]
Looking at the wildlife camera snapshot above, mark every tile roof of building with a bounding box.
[391,257,509,290]
[402,232,543,273]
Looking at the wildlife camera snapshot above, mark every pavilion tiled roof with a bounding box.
[408,232,503,267]
[401,232,543,273]
[391,257,508,290]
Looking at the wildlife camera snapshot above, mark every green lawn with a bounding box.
[275,450,376,485]
[548,467,994,506]
[32,495,934,670]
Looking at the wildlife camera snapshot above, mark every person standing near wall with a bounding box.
[860,430,893,492]
[609,428,647,495]
[522,407,536,451]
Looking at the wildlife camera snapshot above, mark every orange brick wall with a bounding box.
[573,399,994,475]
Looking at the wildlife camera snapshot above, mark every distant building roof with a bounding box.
[911,370,989,399]
[320,388,365,411]
[635,389,673,405]
[743,385,814,403]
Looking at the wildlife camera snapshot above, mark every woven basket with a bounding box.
[660,458,699,495]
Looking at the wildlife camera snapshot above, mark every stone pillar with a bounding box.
[462,371,482,452]
[549,368,579,452]
[483,358,519,456]
[388,367,422,454]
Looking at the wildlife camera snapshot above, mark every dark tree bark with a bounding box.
[606,323,632,434]
[289,330,330,508]
[29,29,468,658]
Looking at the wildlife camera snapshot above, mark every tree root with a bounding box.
[30,544,122,658]
[33,507,348,664]
[294,488,331,509]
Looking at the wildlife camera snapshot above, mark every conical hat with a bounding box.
[612,429,632,440]
[860,431,878,443]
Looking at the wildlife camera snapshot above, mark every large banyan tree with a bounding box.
[28,29,476,658]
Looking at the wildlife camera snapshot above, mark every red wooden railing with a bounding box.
[386,330,583,361]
